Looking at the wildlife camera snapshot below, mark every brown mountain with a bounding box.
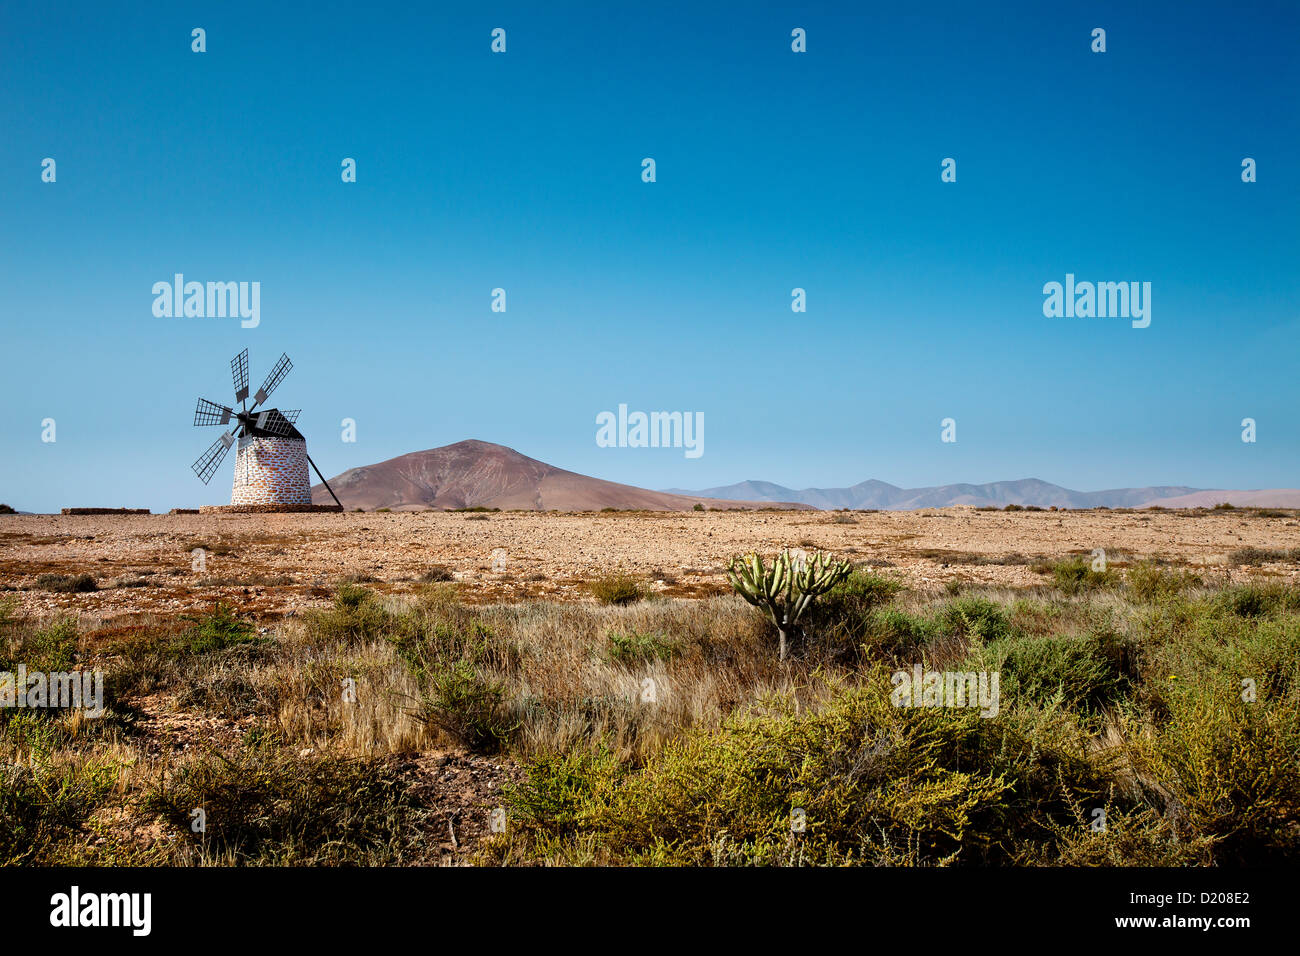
[310,440,811,512]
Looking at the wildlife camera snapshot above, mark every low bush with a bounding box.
[804,570,904,656]
[177,603,260,655]
[0,739,121,865]
[1,616,79,672]
[1229,546,1298,566]
[146,740,423,864]
[1136,684,1300,864]
[500,679,1111,866]
[1049,557,1118,595]
[1126,561,1199,603]
[588,573,644,606]
[305,585,397,645]
[937,596,1014,644]
[418,661,516,753]
[605,630,679,665]
[860,608,936,657]
[35,573,97,594]
[979,631,1130,717]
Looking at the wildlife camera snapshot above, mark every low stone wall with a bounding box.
[198,503,343,514]
[60,508,151,515]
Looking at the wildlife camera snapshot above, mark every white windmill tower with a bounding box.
[191,349,342,510]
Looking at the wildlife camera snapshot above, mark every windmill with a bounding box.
[192,349,343,509]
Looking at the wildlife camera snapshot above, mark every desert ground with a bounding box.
[2,507,1299,619]
[5,505,1300,867]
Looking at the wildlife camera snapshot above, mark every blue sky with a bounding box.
[1,0,1297,511]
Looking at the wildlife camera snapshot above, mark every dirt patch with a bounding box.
[401,752,523,864]
[129,693,261,760]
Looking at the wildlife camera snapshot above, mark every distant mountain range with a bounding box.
[665,478,1300,510]
[310,440,811,511]
[300,441,1299,512]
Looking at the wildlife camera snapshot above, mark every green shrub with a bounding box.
[984,632,1130,717]
[501,679,1111,866]
[1049,557,1117,595]
[821,570,902,618]
[938,596,1014,643]
[1127,561,1199,603]
[804,571,904,654]
[0,716,121,865]
[305,585,395,644]
[0,760,119,865]
[504,746,626,834]
[1215,583,1300,618]
[1141,591,1300,709]
[606,630,679,665]
[5,616,79,672]
[1036,804,1215,866]
[178,603,259,655]
[860,608,936,656]
[419,661,516,753]
[588,573,644,606]
[1138,685,1300,864]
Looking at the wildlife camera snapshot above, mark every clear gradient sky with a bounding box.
[2,0,1297,512]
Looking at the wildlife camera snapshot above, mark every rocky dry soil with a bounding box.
[4,506,1299,865]
[3,508,1299,621]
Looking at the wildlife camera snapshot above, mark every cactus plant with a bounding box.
[726,549,852,660]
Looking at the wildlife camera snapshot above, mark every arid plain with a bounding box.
[5,505,1300,867]
[4,507,1299,619]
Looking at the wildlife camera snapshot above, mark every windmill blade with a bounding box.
[194,397,234,427]
[255,408,295,436]
[192,431,236,485]
[231,349,250,405]
[250,353,292,409]
[280,409,301,424]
